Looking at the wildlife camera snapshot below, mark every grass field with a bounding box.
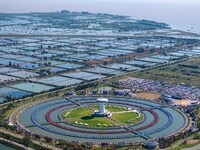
[62,107,92,119]
[68,117,116,128]
[91,105,126,112]
[61,106,117,128]
[111,112,143,126]
[61,105,143,127]
[133,58,200,87]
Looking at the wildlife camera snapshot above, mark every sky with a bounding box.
[0,0,200,32]
[0,0,199,13]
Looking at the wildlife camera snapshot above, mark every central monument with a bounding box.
[93,98,111,117]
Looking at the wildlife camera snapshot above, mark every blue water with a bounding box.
[0,143,16,150]
[0,1,199,33]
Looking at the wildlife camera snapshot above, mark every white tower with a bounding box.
[93,98,111,117]
[97,98,108,114]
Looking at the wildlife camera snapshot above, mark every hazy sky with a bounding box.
[0,0,200,31]
[0,0,199,13]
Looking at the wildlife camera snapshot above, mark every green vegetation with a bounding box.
[22,135,31,147]
[0,141,22,150]
[111,112,143,126]
[91,105,126,112]
[62,106,143,127]
[62,107,92,119]
[171,141,200,150]
[107,106,127,112]
[133,58,200,87]
[61,107,116,128]
[194,107,200,130]
[116,145,143,150]
[75,82,99,91]
[69,117,115,128]
[0,131,47,150]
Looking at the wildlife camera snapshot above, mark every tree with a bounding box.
[136,47,144,53]
[9,61,12,66]
[0,109,3,124]
[48,62,51,66]
[22,135,31,147]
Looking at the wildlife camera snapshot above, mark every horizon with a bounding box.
[0,0,200,14]
[0,0,200,32]
[0,1,200,149]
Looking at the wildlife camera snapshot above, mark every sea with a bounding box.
[76,1,200,34]
[0,1,200,33]
[111,3,200,34]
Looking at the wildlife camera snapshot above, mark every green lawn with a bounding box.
[61,106,143,127]
[91,105,126,112]
[68,117,116,128]
[61,106,117,128]
[111,112,143,126]
[61,107,92,119]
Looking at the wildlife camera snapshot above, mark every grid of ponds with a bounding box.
[126,60,157,67]
[0,74,19,83]
[55,63,84,69]
[11,83,55,93]
[84,67,125,75]
[105,63,141,71]
[0,87,32,98]
[38,76,82,87]
[136,57,169,63]
[61,71,106,81]
[0,36,198,103]
[7,70,40,78]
